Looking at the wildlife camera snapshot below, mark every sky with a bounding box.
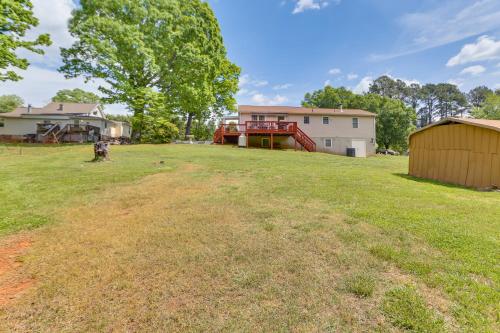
[1,0,499,114]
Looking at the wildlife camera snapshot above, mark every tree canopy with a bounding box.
[467,86,493,108]
[0,0,52,81]
[60,0,239,142]
[364,76,500,127]
[52,89,101,104]
[471,93,500,120]
[0,94,24,113]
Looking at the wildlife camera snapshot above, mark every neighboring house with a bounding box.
[409,117,500,189]
[214,105,376,157]
[0,102,131,143]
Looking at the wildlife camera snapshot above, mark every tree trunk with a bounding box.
[185,112,194,139]
[131,108,144,143]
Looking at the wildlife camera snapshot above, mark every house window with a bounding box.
[104,122,107,129]
[352,118,359,128]
[323,116,329,125]
[258,115,265,121]
[252,115,258,121]
[278,115,285,121]
[304,116,310,124]
[0,120,4,128]
[325,139,332,148]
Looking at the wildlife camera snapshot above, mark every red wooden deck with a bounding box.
[213,121,316,152]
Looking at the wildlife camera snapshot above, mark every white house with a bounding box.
[0,102,131,143]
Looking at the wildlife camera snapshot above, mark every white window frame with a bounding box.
[323,116,329,125]
[251,115,258,121]
[258,115,265,121]
[303,116,310,124]
[277,115,285,121]
[352,117,359,128]
[325,138,332,148]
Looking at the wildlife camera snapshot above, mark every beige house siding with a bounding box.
[0,118,40,136]
[239,113,376,156]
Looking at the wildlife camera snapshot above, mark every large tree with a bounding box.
[417,84,438,127]
[434,83,468,119]
[368,75,408,101]
[0,0,51,81]
[302,86,357,109]
[157,0,239,138]
[52,88,101,103]
[471,93,500,120]
[467,86,493,108]
[0,94,24,113]
[60,0,239,142]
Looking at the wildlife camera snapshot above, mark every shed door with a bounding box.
[351,140,367,158]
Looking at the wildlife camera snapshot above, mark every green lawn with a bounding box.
[0,144,498,332]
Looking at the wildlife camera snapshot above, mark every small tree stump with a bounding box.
[93,141,110,161]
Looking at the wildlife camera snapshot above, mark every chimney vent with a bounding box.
[28,104,32,113]
[58,104,64,111]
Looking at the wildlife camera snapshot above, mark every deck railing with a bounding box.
[214,121,316,152]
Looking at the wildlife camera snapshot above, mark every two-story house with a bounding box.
[214,105,376,157]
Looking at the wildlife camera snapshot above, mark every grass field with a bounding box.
[0,144,498,332]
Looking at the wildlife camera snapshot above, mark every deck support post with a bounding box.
[271,134,273,150]
[246,133,249,148]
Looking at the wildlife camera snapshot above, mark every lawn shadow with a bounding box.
[392,173,480,191]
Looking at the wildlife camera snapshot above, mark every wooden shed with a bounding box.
[409,118,500,189]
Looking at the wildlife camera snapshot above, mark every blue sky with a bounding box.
[1,0,499,114]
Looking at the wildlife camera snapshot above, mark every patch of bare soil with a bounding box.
[0,237,33,307]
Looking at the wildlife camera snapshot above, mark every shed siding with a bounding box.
[409,123,500,188]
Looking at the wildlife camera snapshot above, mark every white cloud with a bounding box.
[273,83,293,90]
[292,0,336,14]
[328,68,341,75]
[347,73,358,80]
[447,35,500,67]
[239,74,269,88]
[352,76,373,94]
[324,80,331,87]
[448,78,465,88]
[383,73,420,86]
[460,65,486,76]
[251,93,288,106]
[370,0,500,61]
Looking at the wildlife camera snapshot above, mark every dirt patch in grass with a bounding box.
[0,236,33,307]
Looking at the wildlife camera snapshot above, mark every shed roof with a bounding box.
[410,118,500,137]
[238,105,376,117]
